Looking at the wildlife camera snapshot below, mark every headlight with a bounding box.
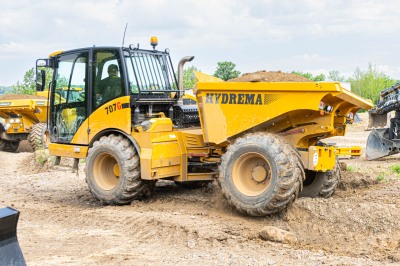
[10,119,15,123]
[15,118,21,123]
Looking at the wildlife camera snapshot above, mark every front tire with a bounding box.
[219,133,304,216]
[85,134,152,205]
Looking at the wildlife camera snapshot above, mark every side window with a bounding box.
[55,56,86,104]
[51,52,88,144]
[93,50,124,109]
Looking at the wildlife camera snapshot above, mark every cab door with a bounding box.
[49,51,89,145]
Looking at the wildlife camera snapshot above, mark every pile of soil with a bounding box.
[229,70,311,82]
[0,94,47,100]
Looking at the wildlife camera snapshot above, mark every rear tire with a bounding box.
[85,134,153,205]
[28,123,49,151]
[219,133,304,216]
[299,159,341,198]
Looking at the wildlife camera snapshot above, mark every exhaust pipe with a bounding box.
[177,56,195,104]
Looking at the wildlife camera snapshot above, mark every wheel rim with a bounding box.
[93,152,120,190]
[232,152,272,196]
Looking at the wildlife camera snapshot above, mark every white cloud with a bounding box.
[0,0,400,85]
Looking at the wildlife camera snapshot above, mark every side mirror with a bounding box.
[35,58,54,92]
[36,69,46,91]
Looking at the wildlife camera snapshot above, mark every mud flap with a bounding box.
[0,207,26,266]
[366,128,400,160]
[366,112,388,130]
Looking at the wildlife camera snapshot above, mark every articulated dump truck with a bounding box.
[36,38,373,216]
[0,92,49,152]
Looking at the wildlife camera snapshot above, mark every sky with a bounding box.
[1,0,400,86]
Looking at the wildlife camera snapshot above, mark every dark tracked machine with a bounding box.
[366,82,400,160]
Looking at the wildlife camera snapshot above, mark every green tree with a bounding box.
[214,61,241,81]
[328,70,346,82]
[10,67,54,94]
[348,64,397,104]
[183,65,199,89]
[291,71,326,81]
[10,68,36,94]
[313,73,326,81]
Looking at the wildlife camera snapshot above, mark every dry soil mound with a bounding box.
[229,70,311,82]
[0,94,47,100]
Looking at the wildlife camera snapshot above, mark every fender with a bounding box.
[89,128,140,153]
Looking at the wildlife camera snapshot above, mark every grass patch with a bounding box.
[376,173,388,183]
[35,149,50,165]
[389,165,400,174]
[346,165,356,172]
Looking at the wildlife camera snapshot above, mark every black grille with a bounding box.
[173,105,200,128]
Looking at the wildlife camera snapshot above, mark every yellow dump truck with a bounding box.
[35,38,373,216]
[0,92,49,152]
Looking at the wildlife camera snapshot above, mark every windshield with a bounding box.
[124,49,178,94]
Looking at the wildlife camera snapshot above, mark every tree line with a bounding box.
[5,62,398,105]
[184,62,398,105]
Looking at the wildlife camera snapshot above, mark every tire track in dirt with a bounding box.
[1,116,400,266]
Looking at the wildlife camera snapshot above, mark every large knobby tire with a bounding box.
[219,133,304,216]
[299,159,341,198]
[85,134,153,205]
[28,123,49,151]
[2,140,19,152]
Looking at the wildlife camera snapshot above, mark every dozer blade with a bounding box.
[366,112,388,130]
[0,207,26,266]
[366,128,400,160]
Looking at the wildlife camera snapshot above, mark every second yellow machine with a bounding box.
[36,38,373,216]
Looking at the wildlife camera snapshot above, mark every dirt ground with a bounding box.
[1,113,400,265]
[229,71,311,82]
[0,94,47,100]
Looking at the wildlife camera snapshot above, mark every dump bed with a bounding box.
[194,72,373,148]
[0,94,48,124]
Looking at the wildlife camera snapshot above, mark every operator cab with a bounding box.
[35,38,199,144]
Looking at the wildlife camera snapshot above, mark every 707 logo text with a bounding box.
[105,102,122,115]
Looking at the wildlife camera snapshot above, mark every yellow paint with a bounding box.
[194,72,374,149]
[49,50,63,57]
[299,146,336,171]
[87,96,131,143]
[335,146,362,156]
[0,95,49,137]
[132,120,215,180]
[49,143,88,158]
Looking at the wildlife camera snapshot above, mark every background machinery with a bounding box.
[0,92,49,152]
[366,82,400,160]
[36,38,373,216]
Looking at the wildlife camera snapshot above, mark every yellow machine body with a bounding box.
[0,94,48,141]
[49,72,373,178]
[40,44,375,216]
